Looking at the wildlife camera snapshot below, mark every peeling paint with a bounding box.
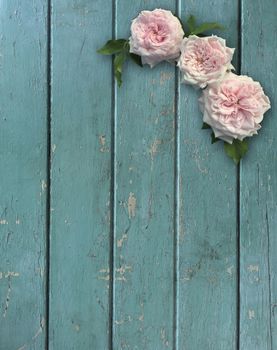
[128,192,136,219]
[52,144,56,153]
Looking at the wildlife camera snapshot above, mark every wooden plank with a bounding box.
[0,1,48,349]
[177,1,239,349]
[113,1,177,348]
[49,1,112,349]
[240,0,277,348]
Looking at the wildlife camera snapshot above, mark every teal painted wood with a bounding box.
[49,1,112,349]
[240,0,277,349]
[0,1,48,349]
[177,1,239,349]
[113,1,177,348]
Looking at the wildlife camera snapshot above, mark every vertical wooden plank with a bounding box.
[0,1,48,349]
[113,1,176,348]
[240,0,277,348]
[177,1,239,349]
[50,0,112,349]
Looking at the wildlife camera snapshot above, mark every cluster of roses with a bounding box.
[99,9,271,163]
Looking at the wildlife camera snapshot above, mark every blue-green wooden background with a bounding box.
[0,0,276,349]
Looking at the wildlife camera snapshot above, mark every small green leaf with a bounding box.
[129,53,143,67]
[97,39,127,55]
[211,132,220,144]
[191,22,224,35]
[224,139,248,164]
[187,15,196,33]
[114,52,126,87]
[202,122,211,129]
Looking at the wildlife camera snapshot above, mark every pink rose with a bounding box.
[129,9,184,68]
[177,35,234,88]
[199,72,271,143]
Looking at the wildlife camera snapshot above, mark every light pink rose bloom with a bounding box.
[129,9,184,68]
[199,72,271,143]
[177,35,235,88]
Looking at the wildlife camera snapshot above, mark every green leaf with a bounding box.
[187,15,196,33]
[97,39,127,55]
[224,139,248,164]
[202,122,211,129]
[114,52,126,87]
[191,22,224,35]
[129,53,143,67]
[211,132,220,144]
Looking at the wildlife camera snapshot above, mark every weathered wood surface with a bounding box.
[240,0,277,349]
[114,1,176,348]
[0,1,48,349]
[49,1,112,349]
[177,1,239,349]
[0,0,276,349]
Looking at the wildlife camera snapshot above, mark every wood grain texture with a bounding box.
[240,0,277,349]
[177,1,239,349]
[49,1,112,349]
[0,1,48,349]
[113,1,177,349]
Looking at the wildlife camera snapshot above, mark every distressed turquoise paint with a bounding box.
[240,0,277,349]
[177,1,239,349]
[49,0,112,349]
[113,1,176,348]
[0,0,276,349]
[0,1,48,349]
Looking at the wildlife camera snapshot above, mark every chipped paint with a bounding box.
[117,233,128,248]
[248,310,255,320]
[0,271,20,279]
[115,265,132,282]
[41,180,47,192]
[160,71,173,85]
[160,328,169,347]
[99,135,109,152]
[248,265,259,272]
[128,192,136,219]
[3,281,11,317]
[32,318,45,340]
[149,139,162,160]
[227,266,234,275]
[116,265,132,275]
[98,268,110,281]
[74,324,80,332]
[52,144,56,153]
[0,219,8,225]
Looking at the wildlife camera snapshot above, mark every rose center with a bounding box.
[148,24,167,43]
